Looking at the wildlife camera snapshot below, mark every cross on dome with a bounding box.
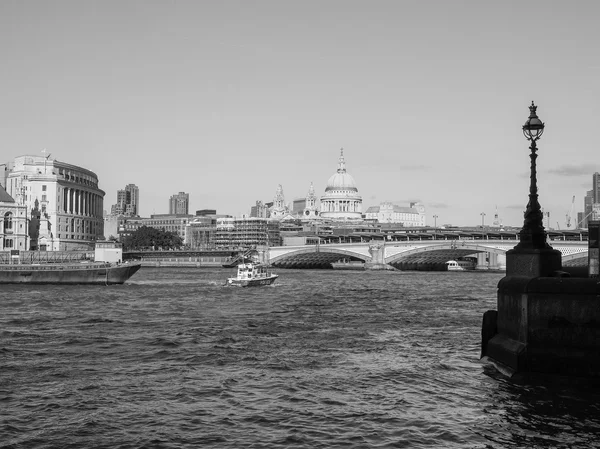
[337,148,346,173]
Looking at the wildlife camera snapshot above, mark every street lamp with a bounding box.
[481,212,486,240]
[433,214,438,240]
[515,101,551,250]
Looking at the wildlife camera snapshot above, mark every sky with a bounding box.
[1,0,599,227]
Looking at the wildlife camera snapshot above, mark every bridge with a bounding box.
[265,239,589,270]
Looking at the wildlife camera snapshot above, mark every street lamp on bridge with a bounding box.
[433,214,438,240]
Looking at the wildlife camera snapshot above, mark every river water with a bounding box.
[2,268,600,448]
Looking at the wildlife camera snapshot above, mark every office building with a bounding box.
[169,192,189,215]
[582,172,600,228]
[2,154,105,250]
[111,184,139,217]
[214,217,281,249]
[364,202,426,226]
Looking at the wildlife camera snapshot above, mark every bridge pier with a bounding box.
[475,252,504,271]
[482,225,600,379]
[475,252,489,270]
[364,243,394,271]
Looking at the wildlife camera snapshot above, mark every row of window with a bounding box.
[58,169,98,188]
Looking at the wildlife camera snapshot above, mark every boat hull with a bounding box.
[0,262,142,285]
[227,274,278,287]
[331,262,365,271]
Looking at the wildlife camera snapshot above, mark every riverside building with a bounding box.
[214,217,281,249]
[364,202,426,226]
[140,214,192,243]
[1,154,105,250]
[0,185,27,250]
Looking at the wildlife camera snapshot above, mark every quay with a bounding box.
[123,250,237,268]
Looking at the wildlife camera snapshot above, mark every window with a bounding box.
[42,185,47,191]
[3,212,12,230]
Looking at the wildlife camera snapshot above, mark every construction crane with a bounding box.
[566,195,575,228]
[578,210,596,229]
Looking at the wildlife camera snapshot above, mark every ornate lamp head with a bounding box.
[522,101,545,141]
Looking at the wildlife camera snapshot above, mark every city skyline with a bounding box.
[2,1,599,227]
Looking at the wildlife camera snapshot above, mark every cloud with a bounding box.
[547,164,599,177]
[399,164,430,171]
[362,162,431,171]
[427,202,449,209]
[386,198,427,205]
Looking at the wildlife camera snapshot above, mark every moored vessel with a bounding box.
[445,259,476,271]
[0,242,141,285]
[0,261,142,285]
[331,259,365,270]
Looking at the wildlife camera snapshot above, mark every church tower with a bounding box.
[303,182,320,219]
[270,184,288,219]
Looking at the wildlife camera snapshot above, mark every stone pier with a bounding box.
[482,221,600,379]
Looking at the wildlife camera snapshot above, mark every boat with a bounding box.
[0,242,141,285]
[226,262,278,287]
[0,261,142,285]
[445,259,476,271]
[331,259,365,271]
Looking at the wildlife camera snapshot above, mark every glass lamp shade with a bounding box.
[522,102,545,141]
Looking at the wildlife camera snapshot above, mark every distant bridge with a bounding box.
[266,240,589,269]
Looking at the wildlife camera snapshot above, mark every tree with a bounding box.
[122,226,183,251]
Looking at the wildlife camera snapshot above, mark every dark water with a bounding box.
[2,268,600,448]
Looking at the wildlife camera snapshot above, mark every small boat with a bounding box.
[445,260,476,271]
[331,259,365,271]
[226,262,278,287]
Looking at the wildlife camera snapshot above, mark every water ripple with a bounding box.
[2,268,600,448]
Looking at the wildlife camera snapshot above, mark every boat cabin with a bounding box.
[236,263,269,280]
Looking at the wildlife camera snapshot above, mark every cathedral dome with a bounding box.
[325,150,358,192]
[319,148,363,221]
[325,172,357,192]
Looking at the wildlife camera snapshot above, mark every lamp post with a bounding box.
[20,185,29,251]
[433,214,438,240]
[481,212,486,240]
[514,101,551,250]
[505,102,561,277]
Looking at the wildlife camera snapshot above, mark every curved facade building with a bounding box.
[3,155,105,250]
[319,149,363,221]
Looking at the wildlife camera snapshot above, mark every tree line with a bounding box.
[121,226,183,251]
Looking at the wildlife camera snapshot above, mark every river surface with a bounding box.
[2,268,600,448]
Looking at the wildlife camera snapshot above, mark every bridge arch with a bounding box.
[385,242,510,264]
[269,246,372,266]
